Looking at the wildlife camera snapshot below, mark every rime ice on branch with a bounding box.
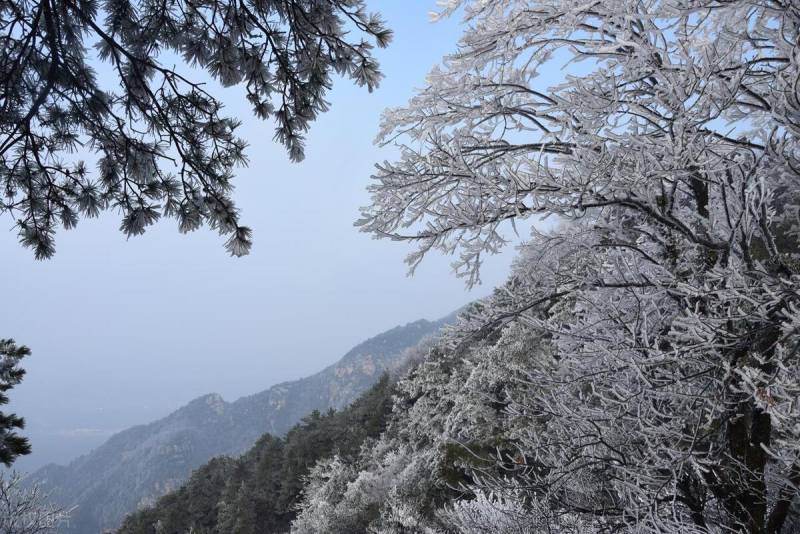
[351,0,800,532]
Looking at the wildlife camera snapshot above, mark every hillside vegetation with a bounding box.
[118,375,394,534]
[29,317,451,533]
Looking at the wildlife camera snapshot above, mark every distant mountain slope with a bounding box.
[118,374,397,534]
[29,314,455,534]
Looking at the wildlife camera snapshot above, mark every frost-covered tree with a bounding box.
[0,472,69,534]
[360,0,798,285]
[290,315,535,534]
[1,0,391,258]
[353,0,800,532]
[0,340,31,467]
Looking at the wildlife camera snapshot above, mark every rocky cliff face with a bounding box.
[28,315,455,534]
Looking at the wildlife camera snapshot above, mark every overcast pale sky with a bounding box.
[2,2,529,472]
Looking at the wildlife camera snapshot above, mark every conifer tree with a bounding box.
[1,0,391,258]
[0,340,31,467]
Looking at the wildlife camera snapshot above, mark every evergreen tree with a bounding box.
[0,340,31,466]
[0,0,391,258]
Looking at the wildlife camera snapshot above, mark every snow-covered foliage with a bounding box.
[0,472,69,534]
[437,488,586,534]
[294,0,800,532]
[359,0,800,287]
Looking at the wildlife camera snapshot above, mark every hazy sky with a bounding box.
[2,2,528,472]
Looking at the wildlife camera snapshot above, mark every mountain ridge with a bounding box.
[29,314,456,533]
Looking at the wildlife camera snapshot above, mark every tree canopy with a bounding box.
[1,0,391,258]
[343,0,800,532]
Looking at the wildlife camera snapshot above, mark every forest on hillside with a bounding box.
[2,0,800,533]
[118,376,395,534]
